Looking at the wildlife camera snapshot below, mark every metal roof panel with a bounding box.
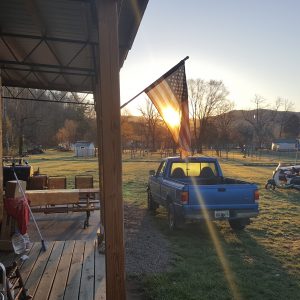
[0,0,149,93]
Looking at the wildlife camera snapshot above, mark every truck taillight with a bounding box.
[181,191,189,204]
[254,190,259,201]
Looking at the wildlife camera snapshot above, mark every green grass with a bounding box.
[28,150,300,299]
[28,149,99,188]
[142,158,300,300]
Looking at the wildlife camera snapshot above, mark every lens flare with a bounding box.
[190,174,242,300]
[162,106,181,128]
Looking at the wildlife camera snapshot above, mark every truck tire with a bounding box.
[147,191,158,212]
[168,204,178,231]
[229,219,246,231]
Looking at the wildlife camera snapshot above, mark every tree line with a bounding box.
[3,89,97,156]
[121,79,300,154]
[2,81,300,156]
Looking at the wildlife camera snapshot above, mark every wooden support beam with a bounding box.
[0,70,3,223]
[94,89,105,227]
[95,0,126,299]
[0,80,12,249]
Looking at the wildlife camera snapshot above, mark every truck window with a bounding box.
[156,161,166,177]
[170,162,218,177]
[200,162,218,176]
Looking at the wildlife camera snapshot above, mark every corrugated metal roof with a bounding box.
[0,0,148,93]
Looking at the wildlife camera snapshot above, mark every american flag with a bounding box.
[144,61,191,157]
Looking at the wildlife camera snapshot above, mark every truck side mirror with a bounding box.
[149,170,156,176]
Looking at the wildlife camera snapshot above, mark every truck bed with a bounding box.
[169,176,251,186]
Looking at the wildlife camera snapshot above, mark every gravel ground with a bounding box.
[124,203,172,276]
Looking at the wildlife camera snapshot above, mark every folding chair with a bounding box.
[75,175,94,228]
[27,175,48,190]
[47,176,67,189]
[75,175,93,189]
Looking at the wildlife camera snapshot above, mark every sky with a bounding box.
[120,0,300,114]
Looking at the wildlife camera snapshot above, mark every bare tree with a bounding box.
[83,118,97,145]
[276,98,294,138]
[5,89,43,155]
[138,98,160,151]
[233,124,254,155]
[283,113,300,138]
[55,119,78,148]
[120,109,135,151]
[188,79,229,153]
[213,100,235,156]
[242,95,279,148]
[188,79,205,150]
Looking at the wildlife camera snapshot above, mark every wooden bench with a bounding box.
[25,189,100,228]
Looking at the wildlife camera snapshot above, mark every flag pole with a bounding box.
[120,90,145,109]
[120,56,189,109]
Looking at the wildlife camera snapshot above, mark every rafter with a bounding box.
[1,66,94,77]
[2,96,94,106]
[0,32,97,46]
[0,60,95,74]
[1,36,21,62]
[2,86,94,106]
[22,39,44,63]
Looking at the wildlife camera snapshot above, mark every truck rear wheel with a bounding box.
[147,191,158,212]
[229,219,246,231]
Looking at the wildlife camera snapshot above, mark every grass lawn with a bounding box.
[28,150,300,299]
[28,149,100,188]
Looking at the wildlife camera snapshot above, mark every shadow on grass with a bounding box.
[266,188,300,206]
[227,229,299,299]
[141,210,300,300]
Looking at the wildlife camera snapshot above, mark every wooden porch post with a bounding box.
[0,70,3,223]
[95,1,126,299]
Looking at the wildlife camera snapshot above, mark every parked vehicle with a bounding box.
[265,163,300,190]
[147,157,259,230]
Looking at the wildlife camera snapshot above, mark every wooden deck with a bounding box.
[0,240,106,299]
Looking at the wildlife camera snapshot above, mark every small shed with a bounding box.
[74,141,95,157]
[271,139,298,151]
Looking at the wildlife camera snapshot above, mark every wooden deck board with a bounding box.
[0,240,105,299]
[25,242,55,296]
[34,241,65,299]
[79,240,95,300]
[49,240,75,300]
[64,240,85,300]
[21,243,43,282]
[94,243,106,300]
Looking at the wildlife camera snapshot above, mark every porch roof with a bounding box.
[0,0,148,92]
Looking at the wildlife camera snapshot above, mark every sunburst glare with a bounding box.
[190,175,242,300]
[161,106,181,128]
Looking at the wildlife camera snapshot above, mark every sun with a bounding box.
[161,106,181,128]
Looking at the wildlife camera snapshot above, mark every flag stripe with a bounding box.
[147,83,181,143]
[145,61,191,157]
[148,81,179,111]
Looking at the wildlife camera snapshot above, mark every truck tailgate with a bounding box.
[188,183,257,208]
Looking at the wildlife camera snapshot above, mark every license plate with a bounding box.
[214,210,230,219]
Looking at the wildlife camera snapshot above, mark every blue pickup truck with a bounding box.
[147,156,259,230]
